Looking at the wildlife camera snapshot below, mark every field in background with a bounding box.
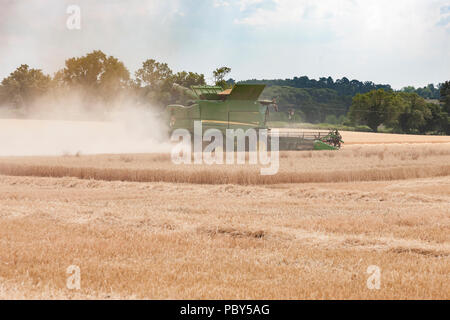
[268,121,449,136]
[0,127,449,299]
[277,128,450,145]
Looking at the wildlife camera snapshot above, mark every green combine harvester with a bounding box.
[166,83,343,151]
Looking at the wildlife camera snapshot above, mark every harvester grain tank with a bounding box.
[166,84,343,151]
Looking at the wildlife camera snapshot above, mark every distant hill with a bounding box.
[237,76,391,123]
[237,76,443,123]
[259,86,350,123]
[239,76,392,97]
[401,84,441,100]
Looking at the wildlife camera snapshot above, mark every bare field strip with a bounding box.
[0,143,449,185]
[0,175,448,299]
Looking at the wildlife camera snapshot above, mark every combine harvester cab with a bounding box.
[166,84,343,151]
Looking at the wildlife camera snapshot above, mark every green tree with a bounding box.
[259,85,349,123]
[167,71,206,106]
[402,84,440,100]
[61,50,130,102]
[397,93,430,133]
[135,59,173,88]
[213,67,231,88]
[422,102,449,134]
[1,64,51,109]
[438,82,450,134]
[348,89,402,132]
[134,58,207,108]
[401,86,416,94]
[171,71,206,88]
[99,55,131,98]
[440,81,450,113]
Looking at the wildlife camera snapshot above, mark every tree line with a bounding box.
[240,76,393,97]
[258,83,449,134]
[240,77,448,133]
[0,50,224,113]
[401,84,441,100]
[348,86,449,134]
[259,86,351,124]
[0,50,448,134]
[240,77,443,100]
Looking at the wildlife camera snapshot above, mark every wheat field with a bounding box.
[0,130,449,299]
[0,143,449,185]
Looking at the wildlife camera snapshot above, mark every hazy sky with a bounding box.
[1,0,449,89]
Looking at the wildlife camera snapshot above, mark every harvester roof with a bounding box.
[191,84,266,101]
[191,86,224,100]
[227,84,265,101]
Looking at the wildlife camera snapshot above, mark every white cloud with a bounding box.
[231,0,448,30]
[237,0,265,11]
[1,0,448,88]
[213,0,231,8]
[438,4,450,26]
[0,0,185,79]
[209,0,449,88]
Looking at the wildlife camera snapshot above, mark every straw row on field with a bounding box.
[1,162,449,185]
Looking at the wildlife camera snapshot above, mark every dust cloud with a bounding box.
[0,93,172,157]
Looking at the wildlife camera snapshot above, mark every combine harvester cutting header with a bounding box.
[166,84,343,151]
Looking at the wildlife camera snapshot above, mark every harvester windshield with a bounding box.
[191,84,266,101]
[191,86,223,100]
